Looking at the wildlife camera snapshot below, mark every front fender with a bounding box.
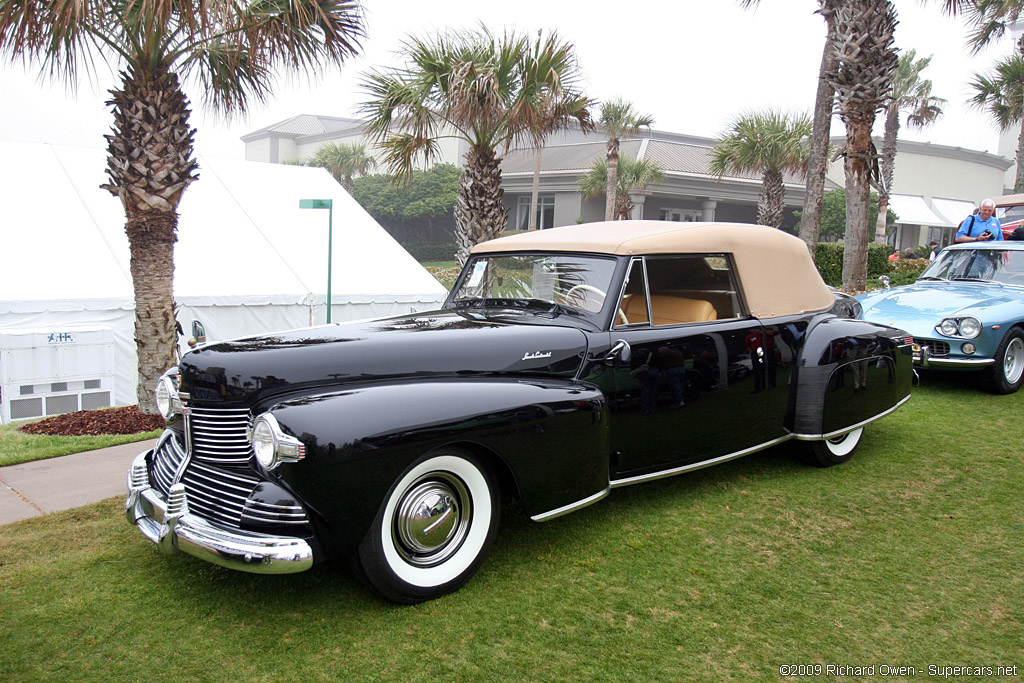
[263,378,609,554]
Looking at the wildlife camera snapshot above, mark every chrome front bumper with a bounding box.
[124,451,313,574]
[913,344,994,369]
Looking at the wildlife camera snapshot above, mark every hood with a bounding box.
[179,311,589,405]
[858,281,1021,332]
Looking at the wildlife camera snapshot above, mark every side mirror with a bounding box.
[605,339,631,366]
[188,320,207,348]
[878,275,891,290]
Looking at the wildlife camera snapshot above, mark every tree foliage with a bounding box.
[353,164,461,223]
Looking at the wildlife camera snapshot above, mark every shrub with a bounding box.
[813,242,891,288]
[406,242,458,262]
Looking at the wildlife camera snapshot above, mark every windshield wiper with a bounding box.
[916,276,943,281]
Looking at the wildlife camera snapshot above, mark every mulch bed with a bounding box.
[18,406,164,436]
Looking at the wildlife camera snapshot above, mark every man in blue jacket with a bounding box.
[956,199,1003,243]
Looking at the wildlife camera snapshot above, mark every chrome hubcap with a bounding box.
[1003,338,1024,385]
[393,473,471,566]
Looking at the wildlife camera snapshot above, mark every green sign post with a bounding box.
[299,199,334,323]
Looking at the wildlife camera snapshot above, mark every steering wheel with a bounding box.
[561,284,628,324]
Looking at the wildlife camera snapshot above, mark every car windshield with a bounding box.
[920,247,1024,285]
[447,253,618,323]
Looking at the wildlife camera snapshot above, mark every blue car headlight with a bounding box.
[936,316,982,339]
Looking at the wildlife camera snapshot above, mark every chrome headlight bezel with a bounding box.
[249,413,306,470]
[154,369,182,420]
[936,316,982,340]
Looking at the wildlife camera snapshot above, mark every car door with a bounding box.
[607,255,769,478]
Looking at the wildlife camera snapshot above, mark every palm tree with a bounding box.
[824,0,898,292]
[875,50,946,243]
[598,99,654,222]
[970,54,1024,190]
[361,27,592,265]
[739,0,840,253]
[579,156,665,220]
[308,141,376,195]
[709,110,812,229]
[0,0,364,412]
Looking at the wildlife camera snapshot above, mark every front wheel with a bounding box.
[355,450,500,604]
[806,427,863,467]
[987,327,1024,395]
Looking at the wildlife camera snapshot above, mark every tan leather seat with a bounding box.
[622,294,717,326]
[649,295,717,325]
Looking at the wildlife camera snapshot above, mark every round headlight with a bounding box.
[251,417,278,469]
[958,317,982,338]
[939,319,959,337]
[155,375,179,420]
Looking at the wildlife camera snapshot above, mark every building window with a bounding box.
[659,209,702,222]
[518,196,555,230]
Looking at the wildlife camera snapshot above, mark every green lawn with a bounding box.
[0,420,160,467]
[1,377,1021,681]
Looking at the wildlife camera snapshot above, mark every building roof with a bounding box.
[240,114,363,141]
[472,221,834,318]
[500,137,808,185]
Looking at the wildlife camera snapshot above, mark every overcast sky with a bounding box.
[0,0,1017,160]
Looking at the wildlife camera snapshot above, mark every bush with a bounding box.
[813,242,891,288]
[405,242,458,262]
[888,257,928,287]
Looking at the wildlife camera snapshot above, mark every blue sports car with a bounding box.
[858,241,1024,394]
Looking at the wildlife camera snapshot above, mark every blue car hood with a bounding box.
[858,281,1022,331]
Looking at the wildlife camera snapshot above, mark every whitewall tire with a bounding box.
[356,451,500,604]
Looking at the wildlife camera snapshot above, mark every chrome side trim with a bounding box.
[609,434,794,489]
[125,451,313,574]
[792,394,911,441]
[530,487,611,522]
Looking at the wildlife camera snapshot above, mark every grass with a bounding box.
[1,377,1022,681]
[0,420,160,467]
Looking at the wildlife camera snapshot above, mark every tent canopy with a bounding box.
[0,141,448,407]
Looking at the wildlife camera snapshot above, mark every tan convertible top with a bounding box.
[472,221,834,318]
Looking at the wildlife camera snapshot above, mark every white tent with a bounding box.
[0,140,448,406]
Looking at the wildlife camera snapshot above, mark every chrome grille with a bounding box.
[148,408,310,530]
[915,338,950,357]
[150,435,187,494]
[188,406,253,465]
[180,461,259,528]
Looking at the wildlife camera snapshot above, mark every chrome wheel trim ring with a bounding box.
[393,474,471,567]
[1003,337,1024,385]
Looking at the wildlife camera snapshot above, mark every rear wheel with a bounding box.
[806,427,863,467]
[987,327,1024,394]
[355,450,500,604]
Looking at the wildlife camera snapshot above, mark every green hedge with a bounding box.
[814,242,892,288]
[405,242,458,262]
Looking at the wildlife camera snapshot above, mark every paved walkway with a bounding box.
[0,438,157,525]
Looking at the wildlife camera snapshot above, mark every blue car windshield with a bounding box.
[920,248,1024,285]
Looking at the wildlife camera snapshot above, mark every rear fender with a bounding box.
[792,318,913,438]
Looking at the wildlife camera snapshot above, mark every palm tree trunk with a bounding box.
[842,122,873,292]
[454,146,509,266]
[529,144,542,230]
[758,169,785,228]
[126,218,179,413]
[605,140,619,222]
[1016,122,1024,193]
[101,64,197,413]
[799,18,837,255]
[876,105,899,243]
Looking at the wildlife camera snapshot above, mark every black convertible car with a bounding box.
[126,221,913,603]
